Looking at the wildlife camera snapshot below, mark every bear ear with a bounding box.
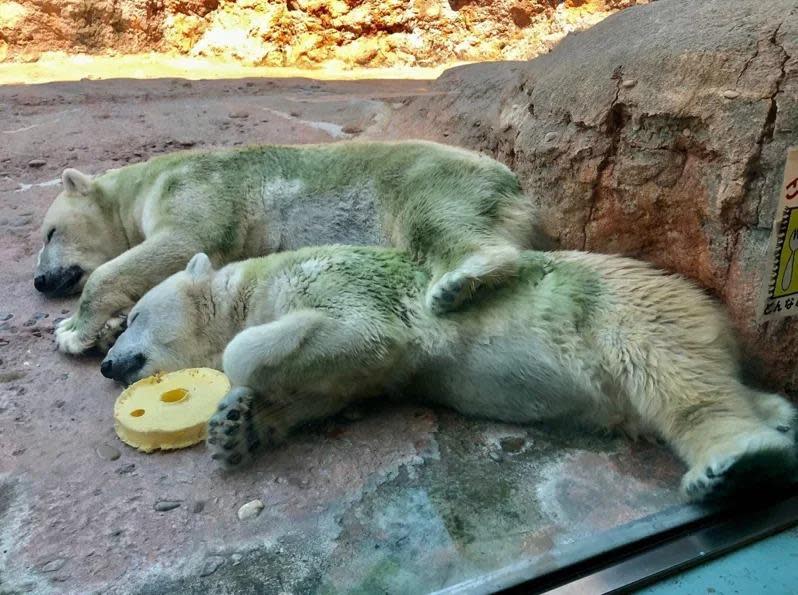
[186,253,213,279]
[62,168,93,196]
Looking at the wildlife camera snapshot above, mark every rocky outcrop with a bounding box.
[0,0,644,67]
[377,0,798,393]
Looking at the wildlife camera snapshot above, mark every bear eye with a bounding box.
[46,228,55,242]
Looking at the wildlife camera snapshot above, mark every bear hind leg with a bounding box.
[426,244,520,314]
[650,383,797,501]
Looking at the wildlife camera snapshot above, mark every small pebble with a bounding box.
[41,558,66,572]
[154,500,182,512]
[23,319,36,327]
[200,556,225,577]
[0,313,12,321]
[12,448,25,456]
[544,132,559,143]
[228,111,249,119]
[28,159,46,168]
[192,500,205,513]
[237,499,264,520]
[61,309,69,315]
[33,312,48,320]
[500,436,526,453]
[231,553,243,565]
[115,463,136,475]
[96,443,121,461]
[722,90,740,99]
[621,78,637,88]
[489,450,503,462]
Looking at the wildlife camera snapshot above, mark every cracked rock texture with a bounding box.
[375,0,798,394]
[0,0,645,67]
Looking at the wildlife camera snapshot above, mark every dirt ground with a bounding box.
[0,74,687,594]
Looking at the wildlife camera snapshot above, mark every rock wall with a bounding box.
[0,0,644,67]
[376,0,798,393]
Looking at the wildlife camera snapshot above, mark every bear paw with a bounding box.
[207,387,272,469]
[95,314,128,354]
[681,455,739,501]
[426,271,471,315]
[681,430,797,501]
[55,316,95,354]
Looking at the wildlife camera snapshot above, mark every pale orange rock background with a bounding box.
[0,0,645,67]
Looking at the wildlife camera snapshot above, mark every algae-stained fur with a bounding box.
[36,141,538,354]
[105,246,797,501]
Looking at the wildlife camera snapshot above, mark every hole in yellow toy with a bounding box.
[160,388,189,403]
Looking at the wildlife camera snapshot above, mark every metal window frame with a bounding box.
[437,486,798,594]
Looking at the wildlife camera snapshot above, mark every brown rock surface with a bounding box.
[375,0,798,393]
[0,0,645,67]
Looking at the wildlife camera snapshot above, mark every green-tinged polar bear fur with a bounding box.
[37,141,537,354]
[106,246,797,501]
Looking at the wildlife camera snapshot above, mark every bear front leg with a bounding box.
[207,386,356,469]
[56,233,203,354]
[208,310,389,469]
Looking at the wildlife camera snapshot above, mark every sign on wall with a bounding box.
[760,148,798,320]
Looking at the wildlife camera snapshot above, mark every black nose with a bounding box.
[100,359,113,378]
[34,266,85,296]
[34,275,49,292]
[101,353,146,382]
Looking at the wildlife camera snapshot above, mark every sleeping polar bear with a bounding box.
[103,246,797,501]
[35,141,540,354]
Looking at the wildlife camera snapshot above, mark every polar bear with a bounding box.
[35,141,541,354]
[104,247,797,501]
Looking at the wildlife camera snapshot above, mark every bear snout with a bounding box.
[101,353,147,384]
[34,265,85,296]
